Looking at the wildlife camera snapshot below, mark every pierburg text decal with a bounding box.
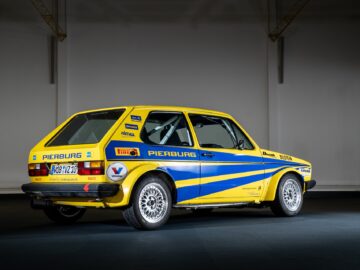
[148,150,196,158]
[42,152,82,160]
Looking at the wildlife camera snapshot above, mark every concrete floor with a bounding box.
[0,193,359,270]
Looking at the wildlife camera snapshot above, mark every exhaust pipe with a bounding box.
[30,198,53,209]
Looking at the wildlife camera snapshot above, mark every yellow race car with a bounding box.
[22,106,316,230]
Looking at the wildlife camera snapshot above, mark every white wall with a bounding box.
[0,1,57,192]
[270,18,360,190]
[66,23,269,146]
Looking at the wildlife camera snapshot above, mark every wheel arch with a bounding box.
[121,166,177,206]
[133,170,177,203]
[263,168,304,201]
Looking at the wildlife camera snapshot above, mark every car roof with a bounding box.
[76,105,231,118]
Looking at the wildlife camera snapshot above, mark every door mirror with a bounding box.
[237,139,245,150]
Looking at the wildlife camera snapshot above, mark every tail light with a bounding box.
[78,161,104,175]
[28,163,48,176]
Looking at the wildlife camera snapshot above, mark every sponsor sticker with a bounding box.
[125,123,138,130]
[42,153,82,160]
[130,115,142,122]
[279,154,293,161]
[121,131,135,137]
[262,151,275,157]
[148,150,197,158]
[296,167,311,177]
[106,162,128,181]
[115,147,140,156]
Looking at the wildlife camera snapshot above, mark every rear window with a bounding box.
[47,109,124,146]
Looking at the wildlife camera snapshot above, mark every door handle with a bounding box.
[201,152,214,158]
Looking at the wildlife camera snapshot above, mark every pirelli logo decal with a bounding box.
[115,147,140,156]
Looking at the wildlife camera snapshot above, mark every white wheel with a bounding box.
[271,174,303,217]
[282,179,302,212]
[123,175,172,230]
[138,183,169,224]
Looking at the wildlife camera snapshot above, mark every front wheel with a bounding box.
[43,205,86,224]
[271,174,303,217]
[123,176,172,230]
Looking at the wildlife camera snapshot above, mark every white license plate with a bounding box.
[50,164,78,175]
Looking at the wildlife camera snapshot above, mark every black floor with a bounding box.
[0,193,360,270]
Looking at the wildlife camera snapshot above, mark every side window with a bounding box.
[141,112,193,147]
[189,114,254,150]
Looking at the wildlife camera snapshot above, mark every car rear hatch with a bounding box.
[27,108,129,184]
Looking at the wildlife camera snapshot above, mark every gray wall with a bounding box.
[271,17,360,190]
[0,1,57,192]
[0,0,359,192]
[67,23,269,144]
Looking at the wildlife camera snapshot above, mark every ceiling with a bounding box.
[0,0,359,24]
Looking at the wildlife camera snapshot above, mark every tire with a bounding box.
[123,175,172,230]
[271,174,303,217]
[43,205,86,224]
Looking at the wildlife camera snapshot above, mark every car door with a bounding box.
[139,110,201,203]
[188,113,265,201]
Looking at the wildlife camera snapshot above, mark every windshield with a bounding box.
[46,109,124,146]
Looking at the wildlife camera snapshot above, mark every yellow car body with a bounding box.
[22,105,315,222]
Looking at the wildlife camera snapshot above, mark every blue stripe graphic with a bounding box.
[177,168,284,202]
[159,163,286,181]
[200,163,285,179]
[105,140,307,203]
[158,165,200,181]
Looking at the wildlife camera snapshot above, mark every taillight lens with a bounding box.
[28,163,48,176]
[78,161,104,175]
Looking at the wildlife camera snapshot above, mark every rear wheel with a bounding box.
[271,174,303,217]
[43,205,86,224]
[123,176,172,230]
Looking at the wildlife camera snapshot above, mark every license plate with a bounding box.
[50,164,78,175]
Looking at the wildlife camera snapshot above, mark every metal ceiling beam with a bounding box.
[31,0,66,41]
[269,0,310,42]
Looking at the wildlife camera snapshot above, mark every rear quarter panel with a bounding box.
[103,108,200,206]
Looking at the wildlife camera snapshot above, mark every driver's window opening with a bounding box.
[141,112,193,147]
[189,114,254,150]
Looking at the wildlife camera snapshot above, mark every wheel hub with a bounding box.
[282,179,302,211]
[139,183,168,223]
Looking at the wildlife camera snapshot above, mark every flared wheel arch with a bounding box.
[264,169,305,202]
[129,170,177,206]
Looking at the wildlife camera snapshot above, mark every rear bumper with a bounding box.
[21,183,119,198]
[305,180,317,191]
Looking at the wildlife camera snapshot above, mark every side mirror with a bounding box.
[237,139,245,150]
